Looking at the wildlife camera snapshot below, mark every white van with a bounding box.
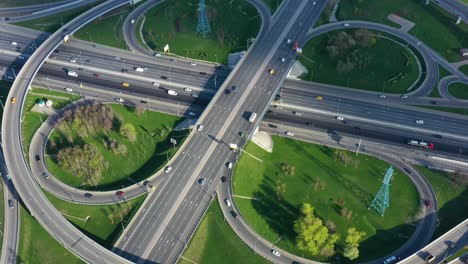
[134,67,145,72]
[67,71,78,77]
[167,90,178,96]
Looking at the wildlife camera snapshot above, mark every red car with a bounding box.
[424,199,432,207]
[93,73,100,78]
[116,191,125,197]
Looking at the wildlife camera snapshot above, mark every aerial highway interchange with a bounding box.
[0,0,467,264]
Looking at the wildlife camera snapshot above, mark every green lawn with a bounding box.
[416,167,468,239]
[448,82,468,99]
[179,202,270,264]
[233,137,419,262]
[300,30,420,93]
[417,105,468,116]
[46,104,188,190]
[142,0,260,64]
[17,205,83,264]
[336,0,468,62]
[74,6,132,49]
[460,65,468,76]
[45,192,147,248]
[261,0,283,13]
[13,3,102,33]
[429,66,451,98]
[21,88,80,157]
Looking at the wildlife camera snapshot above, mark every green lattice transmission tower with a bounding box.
[368,166,393,216]
[196,0,211,37]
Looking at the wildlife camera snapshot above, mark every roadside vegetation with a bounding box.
[22,88,80,158]
[315,0,338,27]
[336,0,468,62]
[448,82,468,99]
[13,2,103,33]
[45,192,147,248]
[45,103,188,190]
[17,205,83,264]
[179,202,270,264]
[417,106,468,116]
[300,29,420,93]
[233,137,419,262]
[460,65,468,76]
[141,0,260,64]
[429,66,451,98]
[416,167,468,239]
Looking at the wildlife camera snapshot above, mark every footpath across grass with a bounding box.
[234,137,419,262]
[142,0,260,64]
[17,205,83,264]
[448,82,468,99]
[416,167,468,239]
[300,29,420,93]
[46,104,188,190]
[179,202,269,264]
[45,192,147,248]
[336,0,468,62]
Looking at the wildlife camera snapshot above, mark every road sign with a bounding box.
[170,138,177,145]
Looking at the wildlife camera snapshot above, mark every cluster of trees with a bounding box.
[108,202,133,225]
[325,29,377,74]
[56,144,108,186]
[120,123,137,142]
[294,203,339,257]
[56,103,115,139]
[333,149,360,168]
[294,203,366,260]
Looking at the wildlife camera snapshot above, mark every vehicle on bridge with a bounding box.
[168,90,178,96]
[121,82,130,87]
[408,140,434,149]
[67,71,78,77]
[249,112,257,123]
[10,97,16,104]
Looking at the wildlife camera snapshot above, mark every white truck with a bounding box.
[167,90,178,96]
[67,71,78,77]
[249,112,257,123]
[134,67,145,72]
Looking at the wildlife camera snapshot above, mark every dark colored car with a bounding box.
[8,200,13,209]
[93,73,100,78]
[42,172,49,179]
[35,155,40,161]
[225,89,231,95]
[424,199,432,207]
[230,210,238,218]
[84,193,93,198]
[198,178,206,185]
[231,85,237,92]
[221,176,227,183]
[199,72,207,75]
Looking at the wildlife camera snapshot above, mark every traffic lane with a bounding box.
[280,91,468,137]
[265,111,468,157]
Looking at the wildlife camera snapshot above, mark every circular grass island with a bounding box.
[45,103,188,190]
[299,29,422,94]
[141,0,261,64]
[448,82,468,100]
[233,136,420,262]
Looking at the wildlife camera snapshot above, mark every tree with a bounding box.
[120,123,137,142]
[294,203,338,256]
[343,245,360,260]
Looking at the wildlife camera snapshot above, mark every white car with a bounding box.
[115,97,124,102]
[190,62,197,66]
[152,82,160,86]
[379,94,386,98]
[197,124,203,131]
[188,111,197,117]
[224,199,231,207]
[336,116,344,121]
[281,58,286,62]
[7,76,14,80]
[400,95,408,99]
[227,162,233,169]
[113,56,121,60]
[344,23,350,27]
[164,166,172,173]
[10,41,17,46]
[70,58,77,63]
[65,87,73,92]
[286,131,294,136]
[415,120,424,125]
[17,55,25,60]
[272,250,281,257]
[130,19,135,24]
[313,1,316,5]
[184,87,192,92]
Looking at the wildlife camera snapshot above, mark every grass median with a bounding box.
[261,0,283,13]
[45,104,188,190]
[448,82,468,99]
[460,65,468,76]
[336,0,468,62]
[179,202,270,264]
[233,136,419,262]
[300,29,420,94]
[416,167,468,239]
[142,0,260,64]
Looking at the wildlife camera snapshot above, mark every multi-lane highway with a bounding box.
[2,0,137,263]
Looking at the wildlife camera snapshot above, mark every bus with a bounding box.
[408,139,434,149]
